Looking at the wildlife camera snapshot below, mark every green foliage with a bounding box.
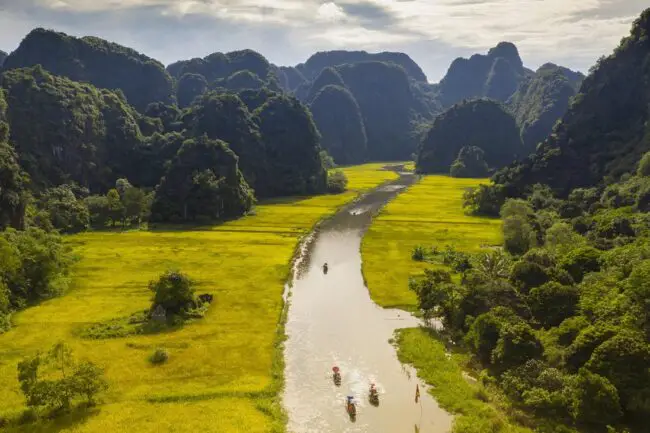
[463,184,505,217]
[438,42,527,107]
[309,85,367,165]
[177,73,208,108]
[149,270,195,315]
[494,9,650,195]
[17,342,107,412]
[4,28,173,111]
[1,66,144,191]
[508,63,584,152]
[149,348,169,365]
[450,146,489,178]
[326,170,348,194]
[151,135,254,223]
[528,282,579,328]
[38,185,89,234]
[254,96,327,196]
[571,369,623,426]
[501,199,537,255]
[336,61,426,160]
[637,151,650,177]
[412,245,426,261]
[492,322,543,370]
[417,99,523,174]
[559,246,601,283]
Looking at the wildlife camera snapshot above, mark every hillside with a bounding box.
[295,50,427,82]
[417,99,524,173]
[437,42,532,107]
[3,29,174,111]
[495,9,650,196]
[508,63,585,151]
[0,50,7,67]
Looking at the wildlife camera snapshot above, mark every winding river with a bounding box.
[283,168,453,433]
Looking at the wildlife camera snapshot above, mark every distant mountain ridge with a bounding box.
[3,28,174,111]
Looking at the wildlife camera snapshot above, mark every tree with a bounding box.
[559,246,601,283]
[501,199,537,255]
[106,189,123,226]
[450,146,489,178]
[85,195,110,228]
[122,187,148,226]
[463,184,505,216]
[17,342,107,411]
[528,282,579,328]
[638,151,650,177]
[149,270,195,315]
[492,322,543,371]
[585,334,650,411]
[38,185,89,233]
[545,222,585,255]
[571,369,623,426]
[327,170,348,194]
[151,136,253,223]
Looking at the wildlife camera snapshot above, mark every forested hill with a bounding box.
[495,9,650,196]
[437,42,533,107]
[167,50,282,107]
[282,50,428,90]
[3,28,174,111]
[508,63,585,151]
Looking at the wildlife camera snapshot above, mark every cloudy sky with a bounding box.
[0,0,646,81]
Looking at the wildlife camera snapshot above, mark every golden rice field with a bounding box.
[361,175,503,310]
[0,164,397,433]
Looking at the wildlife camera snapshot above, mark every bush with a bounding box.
[492,322,543,371]
[327,170,348,194]
[463,184,505,216]
[528,282,579,328]
[149,270,196,315]
[638,151,650,177]
[571,369,623,426]
[411,245,426,261]
[149,348,169,365]
[559,246,601,283]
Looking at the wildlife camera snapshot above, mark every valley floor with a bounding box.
[0,164,397,433]
[361,175,502,310]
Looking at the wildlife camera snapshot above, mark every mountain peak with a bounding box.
[488,42,523,70]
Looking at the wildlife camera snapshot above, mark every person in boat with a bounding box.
[346,395,356,415]
[369,383,379,405]
[323,262,329,274]
[332,366,341,386]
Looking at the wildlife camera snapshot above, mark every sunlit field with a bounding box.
[362,175,502,310]
[0,164,397,433]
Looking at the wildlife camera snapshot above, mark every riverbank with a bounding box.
[361,175,502,310]
[0,164,397,433]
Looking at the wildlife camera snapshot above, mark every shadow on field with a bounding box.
[4,406,99,433]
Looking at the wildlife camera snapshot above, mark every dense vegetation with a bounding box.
[1,66,144,192]
[309,85,367,165]
[417,99,523,173]
[437,42,531,107]
[508,64,584,151]
[294,50,428,82]
[495,9,650,196]
[3,29,173,111]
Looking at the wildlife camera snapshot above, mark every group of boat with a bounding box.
[332,366,380,420]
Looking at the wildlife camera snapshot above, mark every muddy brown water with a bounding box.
[283,169,453,433]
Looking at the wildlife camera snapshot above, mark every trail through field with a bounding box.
[284,168,452,433]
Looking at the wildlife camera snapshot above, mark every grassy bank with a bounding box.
[0,164,397,433]
[361,175,502,309]
[397,328,532,433]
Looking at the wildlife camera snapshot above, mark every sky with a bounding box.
[0,0,646,82]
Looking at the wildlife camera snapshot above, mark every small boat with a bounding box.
[369,383,379,406]
[346,396,357,419]
[332,366,341,387]
[323,263,329,274]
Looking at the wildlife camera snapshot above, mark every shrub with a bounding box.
[638,151,650,177]
[559,246,601,283]
[571,369,623,426]
[327,170,348,194]
[149,348,169,365]
[149,270,196,315]
[528,282,579,328]
[411,245,426,261]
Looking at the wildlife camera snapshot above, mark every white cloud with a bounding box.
[5,0,646,80]
[317,2,347,22]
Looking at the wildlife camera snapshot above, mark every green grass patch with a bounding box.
[0,164,398,433]
[362,175,502,309]
[396,328,533,433]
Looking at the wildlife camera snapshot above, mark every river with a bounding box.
[283,168,453,433]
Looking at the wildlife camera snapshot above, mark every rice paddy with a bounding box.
[361,175,503,309]
[0,163,397,433]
